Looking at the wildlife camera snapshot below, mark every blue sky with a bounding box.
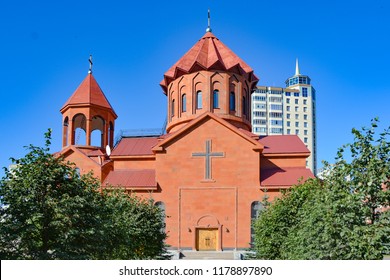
[0,0,389,177]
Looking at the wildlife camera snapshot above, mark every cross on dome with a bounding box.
[206,9,212,32]
[88,54,93,74]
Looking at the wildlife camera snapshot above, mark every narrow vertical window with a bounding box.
[196,91,202,109]
[243,96,247,115]
[181,94,186,112]
[171,99,175,117]
[75,168,81,178]
[229,92,235,111]
[251,202,264,247]
[213,90,219,109]
[63,117,69,147]
[155,201,166,234]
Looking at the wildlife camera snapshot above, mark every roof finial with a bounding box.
[88,54,93,74]
[206,9,212,32]
[295,58,300,76]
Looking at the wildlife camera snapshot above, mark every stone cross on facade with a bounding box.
[192,139,224,180]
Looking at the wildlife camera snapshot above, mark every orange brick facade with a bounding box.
[58,30,314,251]
[151,114,263,249]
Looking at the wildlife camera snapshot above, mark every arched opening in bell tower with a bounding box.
[73,113,87,145]
[91,115,105,148]
[63,117,69,147]
[108,121,114,148]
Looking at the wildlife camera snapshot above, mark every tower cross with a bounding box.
[192,139,224,180]
[206,9,212,32]
[88,55,93,74]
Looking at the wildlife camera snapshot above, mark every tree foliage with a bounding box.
[0,129,167,260]
[254,119,390,259]
[99,189,167,260]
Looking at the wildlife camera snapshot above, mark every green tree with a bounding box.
[99,189,168,259]
[254,119,390,259]
[0,129,167,259]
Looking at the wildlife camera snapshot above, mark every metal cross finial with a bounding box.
[206,9,212,32]
[88,54,93,74]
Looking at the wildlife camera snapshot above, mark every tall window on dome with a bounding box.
[243,96,247,115]
[196,91,202,109]
[213,90,219,109]
[229,92,235,111]
[171,99,175,117]
[181,94,186,112]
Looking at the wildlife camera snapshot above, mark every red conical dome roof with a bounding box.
[160,31,258,94]
[60,73,116,117]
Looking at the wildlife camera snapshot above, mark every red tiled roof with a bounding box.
[160,31,258,93]
[61,73,116,114]
[259,135,310,154]
[111,137,159,156]
[238,128,260,139]
[261,167,315,187]
[87,149,105,156]
[103,169,157,189]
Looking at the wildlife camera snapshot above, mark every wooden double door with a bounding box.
[196,228,218,251]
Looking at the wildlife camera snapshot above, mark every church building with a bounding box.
[58,25,314,251]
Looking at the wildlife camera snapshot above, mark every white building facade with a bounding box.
[251,60,317,173]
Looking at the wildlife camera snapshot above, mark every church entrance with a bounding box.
[196,228,218,251]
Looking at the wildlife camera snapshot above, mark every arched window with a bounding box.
[243,96,247,116]
[181,94,187,112]
[229,92,236,111]
[196,91,202,109]
[155,201,166,233]
[244,89,249,119]
[63,117,69,147]
[250,201,264,247]
[75,167,81,178]
[213,90,219,109]
[171,99,175,117]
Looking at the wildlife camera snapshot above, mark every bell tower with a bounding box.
[60,57,117,149]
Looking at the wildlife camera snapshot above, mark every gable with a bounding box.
[153,112,263,153]
[58,146,105,179]
[153,113,262,187]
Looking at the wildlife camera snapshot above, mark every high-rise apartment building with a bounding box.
[251,60,317,173]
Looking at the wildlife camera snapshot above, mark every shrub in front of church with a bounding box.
[0,129,167,260]
[253,119,390,259]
